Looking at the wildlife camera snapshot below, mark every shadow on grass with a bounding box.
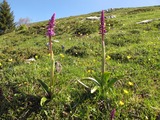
[61,88,112,119]
[0,82,44,119]
[59,89,96,119]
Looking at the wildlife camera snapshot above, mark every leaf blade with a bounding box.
[81,77,100,85]
[40,97,48,106]
[101,72,111,85]
[107,78,118,88]
[37,79,50,95]
[91,86,99,94]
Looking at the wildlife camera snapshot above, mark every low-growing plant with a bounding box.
[74,21,98,36]
[65,46,88,57]
[17,24,28,31]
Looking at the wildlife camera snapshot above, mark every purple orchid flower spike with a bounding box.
[100,10,106,35]
[46,13,56,97]
[100,10,106,74]
[47,13,55,37]
[110,108,116,120]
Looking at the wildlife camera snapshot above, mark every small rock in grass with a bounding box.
[55,61,62,73]
[25,58,36,64]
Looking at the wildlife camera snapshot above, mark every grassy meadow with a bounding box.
[0,6,160,119]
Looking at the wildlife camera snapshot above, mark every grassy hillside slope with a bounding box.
[0,6,160,119]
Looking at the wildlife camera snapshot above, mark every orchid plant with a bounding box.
[77,10,118,97]
[100,10,106,74]
[37,13,56,106]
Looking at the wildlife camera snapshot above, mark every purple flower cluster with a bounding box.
[110,108,116,120]
[47,13,55,37]
[100,10,106,35]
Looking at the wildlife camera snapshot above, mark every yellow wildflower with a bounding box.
[87,70,95,73]
[127,55,131,59]
[119,101,124,106]
[35,55,38,59]
[123,89,129,94]
[0,63,2,66]
[128,82,133,86]
[106,55,111,60]
[24,82,28,85]
[8,59,13,62]
[60,53,64,58]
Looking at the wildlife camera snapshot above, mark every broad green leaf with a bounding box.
[91,86,99,94]
[77,79,89,89]
[94,75,101,84]
[40,97,48,106]
[77,77,100,89]
[81,77,100,85]
[107,78,118,88]
[37,79,50,95]
[101,72,111,85]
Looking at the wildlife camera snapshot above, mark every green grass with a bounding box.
[0,6,160,119]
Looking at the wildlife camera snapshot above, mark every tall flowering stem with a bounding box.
[77,11,118,96]
[47,13,56,96]
[100,10,106,74]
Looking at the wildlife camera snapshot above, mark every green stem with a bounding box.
[49,36,55,96]
[101,34,106,74]
[49,36,52,54]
